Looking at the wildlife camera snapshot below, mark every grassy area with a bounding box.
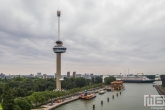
[162,87,165,91]
[33,106,45,109]
[32,106,45,110]
[0,103,2,110]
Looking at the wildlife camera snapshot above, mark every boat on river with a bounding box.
[98,90,106,95]
[80,90,96,100]
[106,88,111,92]
[111,81,125,91]
[114,73,155,83]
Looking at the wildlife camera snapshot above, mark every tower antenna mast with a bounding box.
[57,10,61,41]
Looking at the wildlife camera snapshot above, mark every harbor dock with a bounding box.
[32,95,79,110]
[32,88,104,110]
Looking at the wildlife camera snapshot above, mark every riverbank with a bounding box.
[32,87,104,110]
[154,85,165,95]
[54,83,159,110]
[32,95,79,110]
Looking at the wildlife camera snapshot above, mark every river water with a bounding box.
[55,81,162,110]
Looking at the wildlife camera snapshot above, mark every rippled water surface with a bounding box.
[54,81,161,110]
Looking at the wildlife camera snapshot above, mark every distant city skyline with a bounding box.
[0,0,165,75]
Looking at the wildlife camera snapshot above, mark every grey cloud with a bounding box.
[0,0,165,74]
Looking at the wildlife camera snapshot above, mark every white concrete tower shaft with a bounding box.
[56,53,61,90]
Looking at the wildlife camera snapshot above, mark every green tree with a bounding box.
[0,83,3,96]
[75,77,86,87]
[13,105,21,110]
[33,85,39,92]
[27,96,36,107]
[14,98,32,110]
[31,92,40,106]
[94,76,103,84]
[2,83,14,110]
[62,78,75,89]
[12,77,24,81]
[92,77,95,84]
[104,76,116,85]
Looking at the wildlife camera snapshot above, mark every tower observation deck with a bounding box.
[53,10,67,90]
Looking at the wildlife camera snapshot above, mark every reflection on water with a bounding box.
[54,81,161,110]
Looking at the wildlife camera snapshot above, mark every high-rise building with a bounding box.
[67,71,70,78]
[0,73,5,79]
[37,72,41,76]
[53,10,67,90]
[73,71,76,78]
[90,73,94,77]
[75,74,81,78]
[43,74,47,79]
[36,72,42,78]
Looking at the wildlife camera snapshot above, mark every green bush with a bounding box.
[13,105,21,110]
[0,103,3,110]
[14,98,32,110]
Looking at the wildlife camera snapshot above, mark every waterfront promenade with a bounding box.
[32,95,79,110]
[32,88,103,110]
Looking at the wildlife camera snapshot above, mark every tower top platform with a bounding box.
[56,40,63,45]
[57,10,61,17]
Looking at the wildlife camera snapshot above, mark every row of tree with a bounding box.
[0,75,114,110]
[0,76,103,98]
[61,76,102,90]
[2,83,102,110]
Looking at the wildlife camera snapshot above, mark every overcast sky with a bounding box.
[0,0,165,75]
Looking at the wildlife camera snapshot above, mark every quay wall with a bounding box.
[32,87,103,110]
[161,75,165,87]
[49,96,79,110]
[154,85,165,95]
